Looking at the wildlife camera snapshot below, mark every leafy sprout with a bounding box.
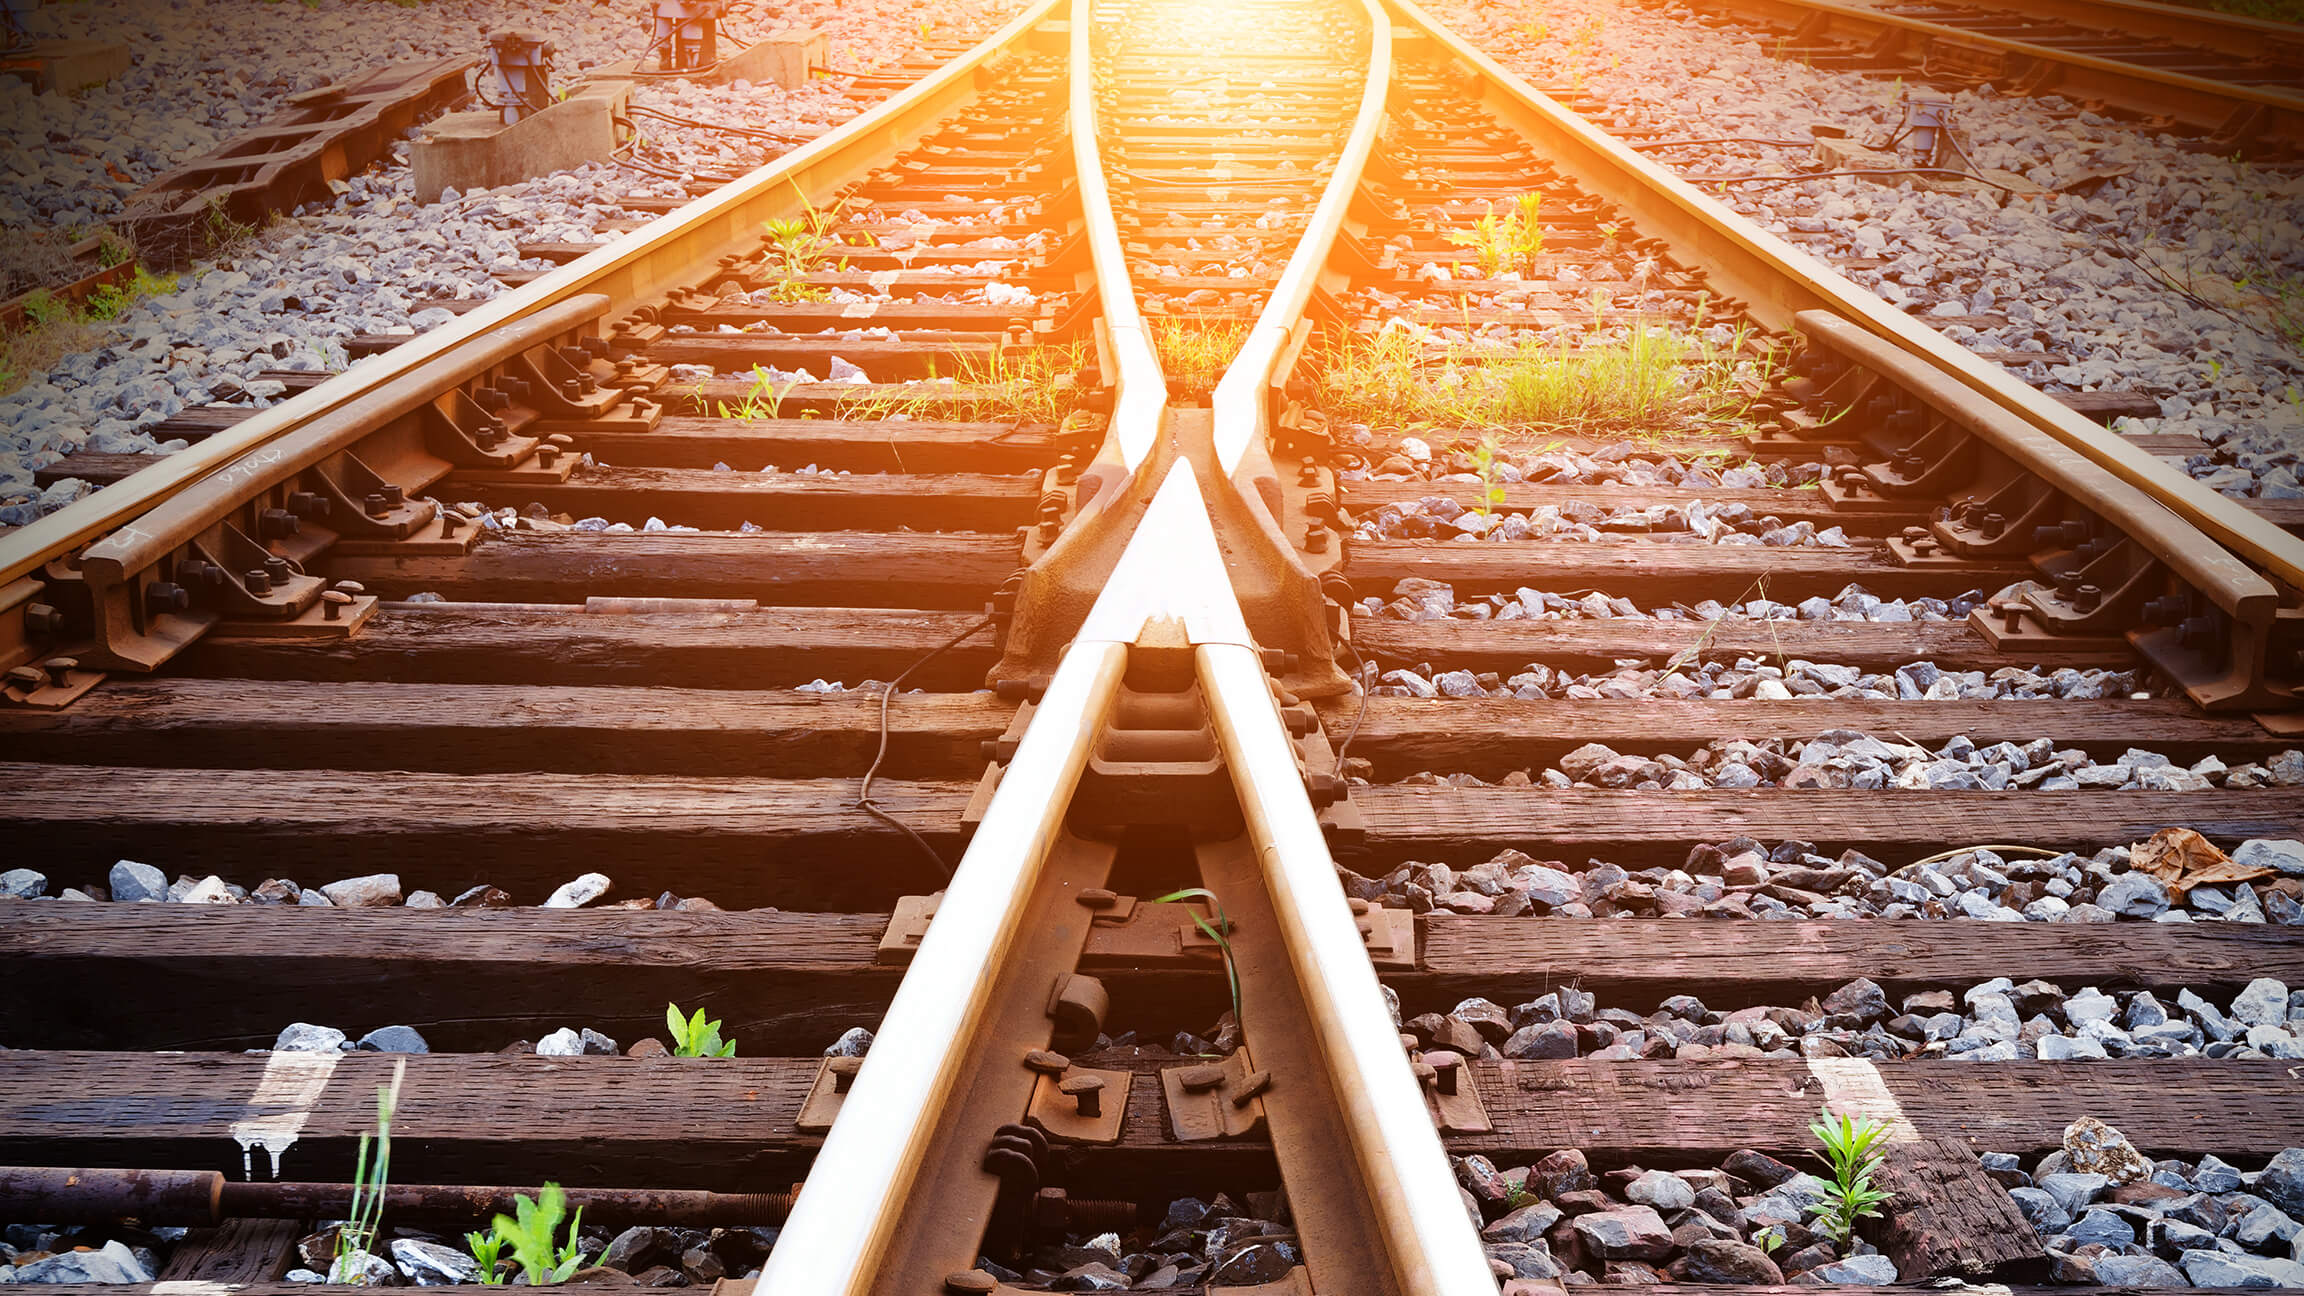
[666,1002,737,1057]
[1807,1105,1895,1247]
[468,1183,590,1286]
[1156,887,1241,1041]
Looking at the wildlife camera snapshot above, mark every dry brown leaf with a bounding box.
[2129,827,2271,897]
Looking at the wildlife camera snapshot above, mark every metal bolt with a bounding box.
[1910,536,1936,557]
[266,557,292,584]
[562,378,584,401]
[333,581,366,596]
[1023,1048,1070,1076]
[5,665,47,690]
[322,590,354,622]
[1993,601,2024,634]
[144,582,190,616]
[1231,1069,1272,1107]
[42,657,78,675]
[1980,512,2005,538]
[365,493,391,517]
[1176,1064,1225,1093]
[1059,1073,1106,1118]
[1076,887,1119,910]
[943,1271,999,1295]
[1424,1049,1463,1096]
[244,570,272,595]
[441,511,462,535]
[1305,523,1328,553]
[2073,583,2102,613]
[24,603,62,637]
[537,445,560,469]
[259,507,300,539]
[1901,525,1927,543]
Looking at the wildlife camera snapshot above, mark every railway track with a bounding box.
[1666,0,2304,155]
[4,0,2304,1293]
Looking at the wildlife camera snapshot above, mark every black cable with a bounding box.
[856,613,998,882]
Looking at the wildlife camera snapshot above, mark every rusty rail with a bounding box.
[1681,0,2304,150]
[1385,0,2299,647]
[0,0,1060,594]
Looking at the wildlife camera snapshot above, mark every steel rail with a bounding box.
[1196,632,1500,1295]
[1068,0,1169,473]
[0,0,1059,590]
[1681,0,2304,146]
[753,2,1168,1286]
[1385,0,2298,607]
[1863,0,2304,64]
[1209,0,1392,475]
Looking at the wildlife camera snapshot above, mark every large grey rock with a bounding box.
[1482,1201,1563,1244]
[825,1026,873,1057]
[2180,1249,2304,1288]
[2097,872,2169,917]
[1627,1169,1696,1212]
[534,1027,585,1056]
[2009,1186,2071,1232]
[2066,1207,2136,1248]
[108,859,168,903]
[2093,1254,2188,1286]
[2259,1148,2304,1216]
[356,1025,430,1054]
[2234,840,2304,876]
[2235,978,2294,1027]
[12,1241,153,1283]
[1748,1172,1834,1223]
[543,872,611,908]
[320,873,402,907]
[1502,1020,1579,1059]
[2037,1172,2109,1216]
[1570,1206,1675,1260]
[0,868,45,899]
[390,1238,477,1285]
[1812,1255,1899,1284]
[1675,1239,1783,1284]
[273,1022,348,1053]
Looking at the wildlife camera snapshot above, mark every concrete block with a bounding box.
[410,77,632,204]
[2,39,132,93]
[603,27,826,89]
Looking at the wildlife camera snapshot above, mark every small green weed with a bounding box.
[467,1183,591,1286]
[717,364,792,421]
[1446,193,1544,280]
[666,1002,737,1057]
[1155,887,1241,1041]
[331,1059,408,1284]
[1807,1105,1895,1247]
[1468,433,1508,517]
[83,267,178,322]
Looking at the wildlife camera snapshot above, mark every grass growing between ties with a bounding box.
[1314,313,1767,441]
[834,341,1090,425]
[1151,314,1249,401]
[1156,887,1242,1043]
[332,1059,407,1284]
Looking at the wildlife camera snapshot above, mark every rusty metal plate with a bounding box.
[214,592,379,640]
[1160,1049,1269,1142]
[330,511,486,558]
[875,892,941,965]
[1024,1065,1129,1145]
[1965,605,2128,655]
[1355,905,1415,970]
[794,1055,861,1135]
[1414,1052,1492,1135]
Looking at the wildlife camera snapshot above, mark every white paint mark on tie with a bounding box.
[1804,1057,1919,1141]
[230,1051,340,1179]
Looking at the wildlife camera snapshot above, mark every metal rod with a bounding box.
[0,1167,797,1228]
